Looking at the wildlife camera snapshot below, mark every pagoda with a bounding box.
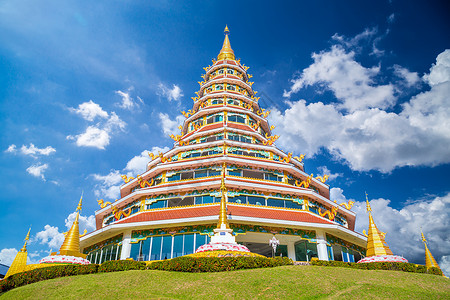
[421,231,443,275]
[80,27,367,263]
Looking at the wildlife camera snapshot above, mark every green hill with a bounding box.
[1,265,449,299]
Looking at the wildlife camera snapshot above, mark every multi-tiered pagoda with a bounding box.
[80,27,367,263]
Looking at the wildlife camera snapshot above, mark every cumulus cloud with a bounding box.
[92,169,123,200]
[34,225,65,249]
[69,100,108,121]
[157,83,183,102]
[64,212,96,233]
[0,248,19,266]
[26,163,48,180]
[158,113,185,136]
[423,49,450,86]
[67,101,126,150]
[5,144,16,153]
[115,88,143,110]
[283,45,396,112]
[272,47,450,172]
[124,146,170,175]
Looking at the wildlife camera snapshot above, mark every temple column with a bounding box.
[316,230,329,261]
[120,230,132,260]
[287,241,296,261]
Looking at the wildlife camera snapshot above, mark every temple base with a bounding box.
[211,226,235,244]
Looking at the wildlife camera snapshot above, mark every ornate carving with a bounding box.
[120,175,134,183]
[315,175,329,183]
[280,152,292,163]
[112,206,131,221]
[97,199,112,208]
[295,174,313,188]
[262,132,279,146]
[137,175,154,188]
[318,206,338,221]
[334,200,355,210]
[293,154,305,163]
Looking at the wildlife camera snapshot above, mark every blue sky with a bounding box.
[1,0,449,274]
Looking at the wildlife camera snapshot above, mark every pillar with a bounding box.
[287,241,296,261]
[120,230,132,260]
[316,230,329,261]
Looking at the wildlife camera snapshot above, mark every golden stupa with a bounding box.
[4,227,31,278]
[421,231,443,274]
[362,194,393,256]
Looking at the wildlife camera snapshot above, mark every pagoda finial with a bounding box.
[217,162,230,229]
[364,193,393,257]
[421,230,443,273]
[217,25,235,61]
[20,226,32,252]
[58,194,87,258]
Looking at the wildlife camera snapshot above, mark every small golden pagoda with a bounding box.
[421,231,443,273]
[362,193,393,256]
[5,227,31,278]
[53,196,87,258]
[217,25,235,61]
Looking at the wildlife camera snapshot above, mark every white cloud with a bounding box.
[317,166,341,181]
[0,248,19,266]
[69,100,108,121]
[68,126,110,150]
[5,143,56,157]
[105,112,126,132]
[273,49,450,172]
[283,45,396,112]
[393,65,420,87]
[26,163,48,180]
[34,225,65,249]
[116,88,141,110]
[423,49,450,86]
[157,83,183,102]
[5,144,16,153]
[158,113,185,136]
[332,27,378,49]
[124,146,170,175]
[65,212,96,232]
[92,169,122,200]
[387,13,395,24]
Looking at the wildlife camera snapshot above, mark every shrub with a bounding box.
[310,260,443,276]
[0,264,98,293]
[148,256,293,272]
[98,260,146,272]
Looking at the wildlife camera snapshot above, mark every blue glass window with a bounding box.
[202,195,214,204]
[267,198,285,208]
[173,235,184,258]
[184,234,195,255]
[195,170,208,178]
[285,200,302,209]
[161,236,172,260]
[167,173,181,182]
[148,200,166,209]
[150,236,162,261]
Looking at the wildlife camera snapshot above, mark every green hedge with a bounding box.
[310,260,443,276]
[98,260,146,272]
[0,264,98,293]
[148,256,293,272]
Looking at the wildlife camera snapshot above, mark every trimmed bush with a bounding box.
[0,264,98,293]
[310,260,443,276]
[98,260,146,272]
[148,256,293,272]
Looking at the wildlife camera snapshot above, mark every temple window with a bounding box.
[295,240,318,262]
[218,69,224,74]
[216,84,224,91]
[227,84,236,91]
[211,98,223,105]
[227,98,240,106]
[206,113,223,124]
[227,69,234,74]
[227,114,246,124]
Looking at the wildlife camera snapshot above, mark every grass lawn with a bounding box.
[1,265,449,299]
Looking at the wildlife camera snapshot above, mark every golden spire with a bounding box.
[217,162,230,229]
[217,25,235,61]
[363,193,393,257]
[5,227,31,278]
[58,195,87,258]
[421,231,442,272]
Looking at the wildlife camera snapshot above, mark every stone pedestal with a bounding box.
[210,225,236,244]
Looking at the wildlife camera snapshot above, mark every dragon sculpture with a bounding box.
[181,109,196,118]
[318,206,339,221]
[293,154,305,163]
[295,173,314,188]
[256,108,270,118]
[315,175,329,183]
[97,199,112,208]
[120,175,135,183]
[112,205,131,221]
[262,132,279,146]
[250,120,261,130]
[280,152,293,163]
[334,200,355,210]
[137,175,154,188]
[270,125,275,131]
[170,134,182,142]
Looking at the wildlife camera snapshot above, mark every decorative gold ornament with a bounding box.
[137,175,154,188]
[293,154,305,163]
[121,174,135,183]
[58,195,87,258]
[97,199,112,208]
[334,200,355,210]
[5,227,31,278]
[262,132,279,145]
[318,206,338,221]
[295,173,313,188]
[280,152,293,163]
[217,26,235,61]
[217,162,230,229]
[315,175,329,183]
[421,231,443,273]
[112,205,131,221]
